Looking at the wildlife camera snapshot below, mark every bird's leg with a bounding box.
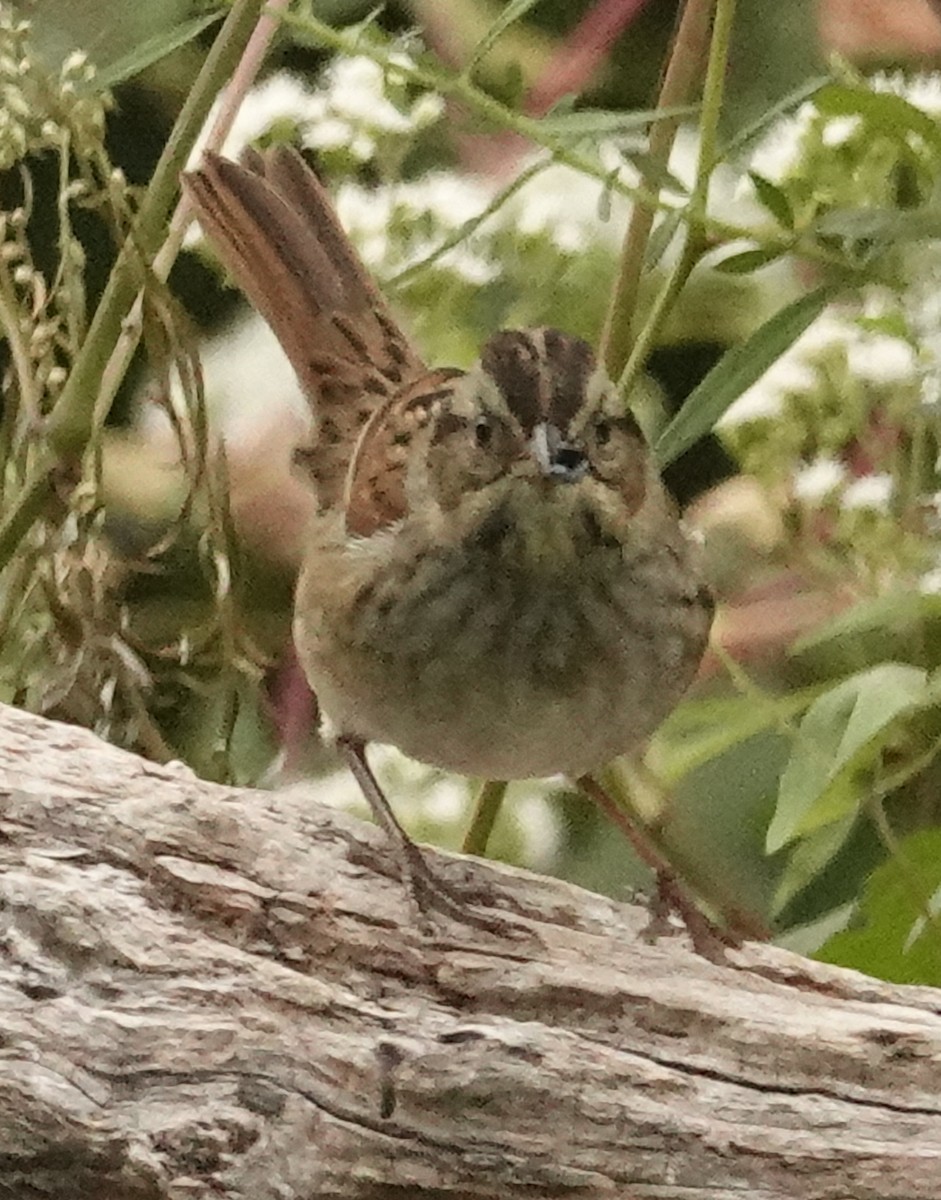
[338,736,504,932]
[575,773,746,961]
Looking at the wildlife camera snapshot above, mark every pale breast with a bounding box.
[297,507,712,779]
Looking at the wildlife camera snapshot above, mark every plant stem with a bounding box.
[462,779,508,856]
[616,0,737,401]
[95,0,292,444]
[0,0,267,573]
[599,0,714,380]
[694,0,736,212]
[45,0,265,458]
[0,255,40,421]
[390,156,550,289]
[0,449,58,567]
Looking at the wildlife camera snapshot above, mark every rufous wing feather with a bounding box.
[345,368,464,537]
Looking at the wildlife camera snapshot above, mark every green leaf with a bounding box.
[813,206,941,247]
[649,686,822,785]
[654,285,838,466]
[814,83,941,155]
[770,765,858,855]
[748,172,795,229]
[93,10,225,91]
[793,591,941,656]
[644,209,683,269]
[856,312,910,340]
[712,246,786,274]
[818,830,941,985]
[767,663,930,853]
[465,0,543,73]
[776,904,855,958]
[722,74,831,160]
[622,152,690,197]
[534,106,699,140]
[771,812,859,916]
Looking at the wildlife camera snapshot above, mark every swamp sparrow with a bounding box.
[184,147,713,921]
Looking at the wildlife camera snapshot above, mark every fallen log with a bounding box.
[0,701,938,1199]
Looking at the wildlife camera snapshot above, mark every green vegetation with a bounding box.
[3,1,941,984]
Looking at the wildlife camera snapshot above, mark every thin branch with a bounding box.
[390,156,550,289]
[616,0,737,401]
[94,0,292,445]
[462,780,509,856]
[43,0,268,460]
[0,254,39,420]
[0,0,269,573]
[599,0,714,380]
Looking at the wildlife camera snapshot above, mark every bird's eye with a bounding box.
[474,417,493,448]
[595,420,612,447]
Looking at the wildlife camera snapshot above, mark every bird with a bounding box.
[184,146,713,924]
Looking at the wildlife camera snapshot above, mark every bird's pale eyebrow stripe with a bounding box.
[403,368,462,403]
[405,385,461,412]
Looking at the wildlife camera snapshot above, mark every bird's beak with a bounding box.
[529,421,588,483]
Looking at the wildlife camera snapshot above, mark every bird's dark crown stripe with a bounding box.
[481,328,596,434]
[544,328,596,431]
[480,330,544,433]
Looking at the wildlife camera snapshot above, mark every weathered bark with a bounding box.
[0,701,939,1200]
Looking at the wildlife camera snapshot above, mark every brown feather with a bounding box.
[345,368,464,537]
[182,147,428,507]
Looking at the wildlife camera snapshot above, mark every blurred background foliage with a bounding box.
[5,0,941,984]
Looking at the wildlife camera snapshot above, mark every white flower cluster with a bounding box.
[0,21,107,170]
[872,70,941,117]
[305,54,443,158]
[195,57,758,285]
[333,151,638,286]
[721,306,919,429]
[792,459,895,511]
[335,171,499,285]
[791,456,846,502]
[725,303,916,516]
[194,56,444,169]
[725,70,941,550]
[749,72,941,187]
[332,129,750,287]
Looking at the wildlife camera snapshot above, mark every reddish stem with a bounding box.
[526,0,655,117]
